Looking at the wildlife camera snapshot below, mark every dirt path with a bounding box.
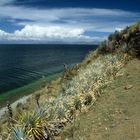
[58,59,140,140]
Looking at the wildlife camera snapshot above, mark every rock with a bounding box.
[126,73,129,76]
[125,117,130,120]
[116,72,124,77]
[110,124,117,128]
[124,85,133,90]
[104,119,107,122]
[105,127,108,131]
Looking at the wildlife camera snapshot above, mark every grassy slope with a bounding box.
[58,59,140,140]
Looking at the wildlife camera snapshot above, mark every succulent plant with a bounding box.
[13,126,26,140]
[19,110,48,140]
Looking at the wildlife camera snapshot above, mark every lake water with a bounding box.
[0,44,97,94]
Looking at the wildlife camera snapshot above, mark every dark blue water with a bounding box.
[0,44,97,93]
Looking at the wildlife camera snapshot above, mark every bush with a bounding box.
[97,22,140,58]
[74,97,81,111]
[84,94,93,106]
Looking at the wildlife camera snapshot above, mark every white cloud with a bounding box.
[0,4,139,32]
[0,29,10,39]
[0,0,139,43]
[14,25,84,39]
[0,25,105,43]
[115,28,123,32]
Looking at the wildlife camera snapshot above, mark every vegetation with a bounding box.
[97,21,140,57]
[58,59,140,140]
[0,21,139,140]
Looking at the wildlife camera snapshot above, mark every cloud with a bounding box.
[0,5,139,31]
[0,0,139,43]
[14,25,84,39]
[0,29,10,39]
[115,28,123,31]
[0,25,105,43]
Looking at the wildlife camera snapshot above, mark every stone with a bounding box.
[110,124,117,128]
[124,85,133,90]
[125,117,130,120]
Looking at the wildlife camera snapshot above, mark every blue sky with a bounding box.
[0,0,140,44]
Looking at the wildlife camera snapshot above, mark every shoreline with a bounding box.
[0,71,63,112]
[0,94,32,118]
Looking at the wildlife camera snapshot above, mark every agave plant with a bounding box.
[20,110,49,140]
[13,126,26,140]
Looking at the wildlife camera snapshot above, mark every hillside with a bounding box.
[57,59,140,140]
[0,21,139,140]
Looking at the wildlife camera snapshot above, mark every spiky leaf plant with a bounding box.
[13,126,26,140]
[20,110,48,140]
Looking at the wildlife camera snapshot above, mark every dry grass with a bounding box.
[57,59,140,140]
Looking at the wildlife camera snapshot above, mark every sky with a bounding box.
[0,0,140,44]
